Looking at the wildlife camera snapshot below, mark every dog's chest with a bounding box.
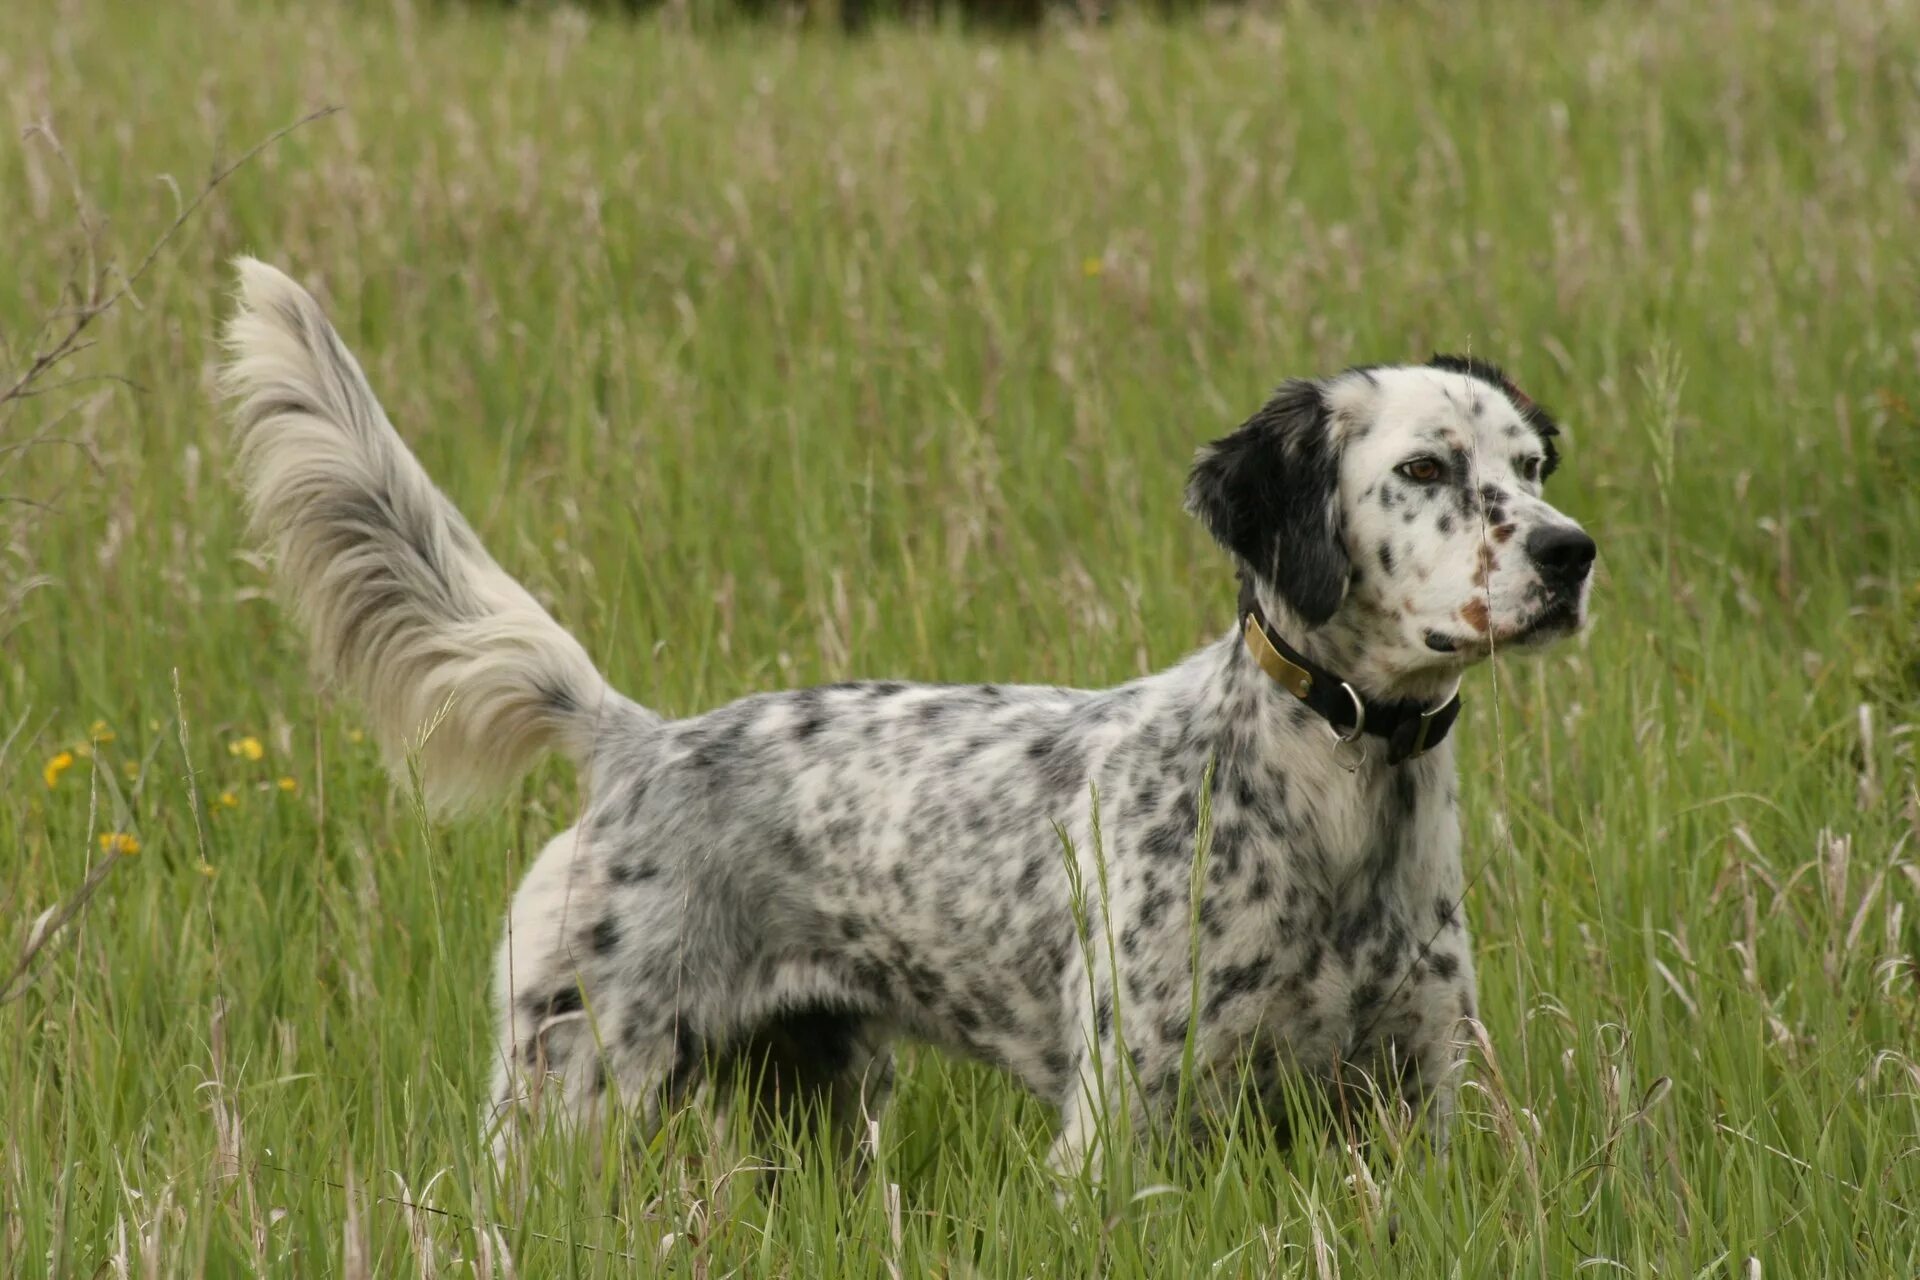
[1196,757,1472,1068]
[1272,873,1466,1070]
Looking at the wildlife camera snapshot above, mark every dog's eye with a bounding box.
[1396,457,1444,484]
[1520,456,1544,482]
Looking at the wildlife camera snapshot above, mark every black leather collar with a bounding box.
[1236,579,1462,765]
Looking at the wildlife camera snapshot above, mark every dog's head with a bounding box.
[1187,356,1593,697]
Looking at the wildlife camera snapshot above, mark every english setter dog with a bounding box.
[222,259,1594,1174]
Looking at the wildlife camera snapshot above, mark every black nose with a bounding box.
[1526,525,1596,583]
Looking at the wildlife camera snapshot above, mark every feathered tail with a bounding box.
[221,258,626,813]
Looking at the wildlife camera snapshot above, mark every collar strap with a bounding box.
[1239,600,1463,765]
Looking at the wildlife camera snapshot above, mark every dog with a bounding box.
[221,258,1594,1175]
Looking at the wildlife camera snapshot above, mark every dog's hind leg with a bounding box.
[1047,1031,1190,1193]
[483,828,709,1172]
[485,990,709,1172]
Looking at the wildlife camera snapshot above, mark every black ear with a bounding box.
[1185,380,1349,626]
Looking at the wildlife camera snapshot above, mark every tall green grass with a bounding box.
[6,0,1919,1273]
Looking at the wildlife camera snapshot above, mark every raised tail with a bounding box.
[221,257,626,814]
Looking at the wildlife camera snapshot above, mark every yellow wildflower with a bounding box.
[197,861,218,879]
[1082,257,1104,277]
[347,728,365,744]
[277,776,298,793]
[44,751,75,789]
[217,790,240,809]
[122,761,140,781]
[229,736,265,761]
[100,832,141,856]
[89,719,115,744]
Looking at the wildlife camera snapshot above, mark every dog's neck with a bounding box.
[1158,581,1466,788]
[1236,578,1466,709]
[1171,616,1457,895]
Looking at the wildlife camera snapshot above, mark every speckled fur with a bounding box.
[221,261,1593,1177]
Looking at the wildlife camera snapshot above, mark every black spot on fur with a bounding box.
[1199,895,1225,939]
[972,984,1015,1031]
[526,985,584,1020]
[774,830,811,868]
[1143,822,1188,861]
[903,962,948,1010]
[1204,954,1274,1018]
[326,487,455,599]
[686,728,736,773]
[889,862,919,909]
[1172,788,1199,827]
[1298,942,1325,984]
[1427,950,1460,979]
[622,779,650,823]
[610,859,660,885]
[1017,855,1045,894]
[1332,910,1379,963]
[1027,732,1086,792]
[1138,885,1173,929]
[1213,822,1249,877]
[590,916,622,955]
[536,680,577,715]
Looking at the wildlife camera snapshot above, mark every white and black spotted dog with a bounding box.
[222,259,1594,1174]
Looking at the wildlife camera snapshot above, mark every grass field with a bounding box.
[7,0,1920,1273]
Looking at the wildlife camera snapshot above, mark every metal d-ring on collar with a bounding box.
[1409,675,1464,756]
[1239,599,1465,766]
[1329,682,1365,745]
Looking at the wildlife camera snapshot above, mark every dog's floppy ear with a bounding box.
[1186,380,1349,627]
